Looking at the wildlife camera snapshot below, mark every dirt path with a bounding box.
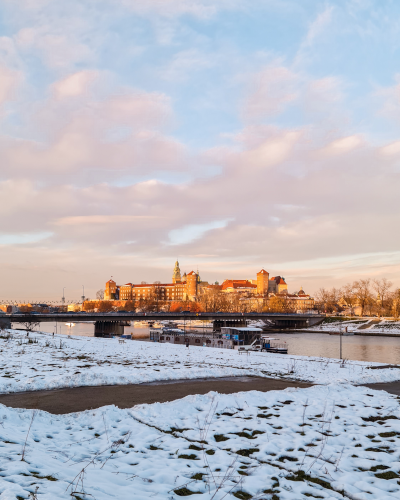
[0,376,312,414]
[362,381,400,396]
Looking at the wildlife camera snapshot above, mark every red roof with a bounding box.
[221,280,257,290]
[271,276,286,285]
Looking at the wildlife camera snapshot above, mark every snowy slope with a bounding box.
[0,330,399,395]
[0,384,399,499]
[304,319,400,335]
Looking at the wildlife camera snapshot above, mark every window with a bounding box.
[206,339,211,344]
[160,336,164,340]
[218,341,223,344]
[175,337,180,341]
[166,337,170,341]
[195,339,200,343]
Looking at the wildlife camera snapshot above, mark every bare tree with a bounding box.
[391,288,400,319]
[198,288,231,312]
[96,289,104,300]
[372,278,393,317]
[315,288,330,312]
[342,283,357,316]
[315,287,341,313]
[268,295,295,313]
[151,284,163,312]
[20,318,40,333]
[353,279,372,316]
[97,301,114,313]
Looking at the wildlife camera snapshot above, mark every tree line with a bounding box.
[83,287,298,313]
[315,278,400,317]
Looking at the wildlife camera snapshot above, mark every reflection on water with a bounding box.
[14,322,151,340]
[14,321,95,337]
[13,323,400,363]
[277,333,400,364]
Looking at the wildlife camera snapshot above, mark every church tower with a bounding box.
[172,260,182,283]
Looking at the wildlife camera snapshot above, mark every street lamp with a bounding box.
[339,322,344,366]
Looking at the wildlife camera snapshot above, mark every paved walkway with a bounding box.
[362,381,400,396]
[0,377,312,414]
[1,377,399,415]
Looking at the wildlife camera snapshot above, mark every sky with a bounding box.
[0,0,400,302]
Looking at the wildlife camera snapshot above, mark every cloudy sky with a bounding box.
[0,0,399,301]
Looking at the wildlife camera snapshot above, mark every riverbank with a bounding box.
[298,318,400,336]
[1,330,400,396]
[294,329,400,337]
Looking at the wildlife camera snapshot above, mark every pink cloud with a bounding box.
[0,65,23,107]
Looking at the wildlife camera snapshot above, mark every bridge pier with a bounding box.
[213,318,247,332]
[273,318,312,329]
[94,321,128,337]
[0,317,11,330]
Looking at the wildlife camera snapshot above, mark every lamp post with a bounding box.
[339,322,343,363]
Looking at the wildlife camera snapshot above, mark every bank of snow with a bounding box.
[0,384,399,499]
[0,331,399,394]
[305,319,400,335]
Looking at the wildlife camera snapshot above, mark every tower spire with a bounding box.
[172,260,182,283]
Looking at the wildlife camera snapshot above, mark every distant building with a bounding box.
[268,287,315,312]
[103,264,314,309]
[172,261,182,284]
[257,269,270,295]
[68,303,82,312]
[0,304,20,314]
[219,280,257,294]
[105,279,118,300]
[104,261,200,302]
[268,276,288,294]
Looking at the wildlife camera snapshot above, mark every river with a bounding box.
[12,322,400,364]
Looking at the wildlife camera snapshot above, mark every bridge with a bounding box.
[1,311,324,336]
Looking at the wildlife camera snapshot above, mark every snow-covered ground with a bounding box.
[0,330,400,396]
[1,384,399,500]
[303,319,400,335]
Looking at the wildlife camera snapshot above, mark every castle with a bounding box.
[104,261,204,302]
[104,262,291,301]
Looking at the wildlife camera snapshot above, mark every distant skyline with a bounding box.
[0,0,400,300]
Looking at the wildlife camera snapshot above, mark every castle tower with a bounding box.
[104,279,117,300]
[172,260,182,283]
[186,271,198,300]
[257,269,269,295]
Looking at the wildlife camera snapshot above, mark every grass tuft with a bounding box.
[214,434,229,442]
[236,448,259,457]
[174,487,203,496]
[178,454,199,460]
[233,491,252,500]
[375,471,399,480]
